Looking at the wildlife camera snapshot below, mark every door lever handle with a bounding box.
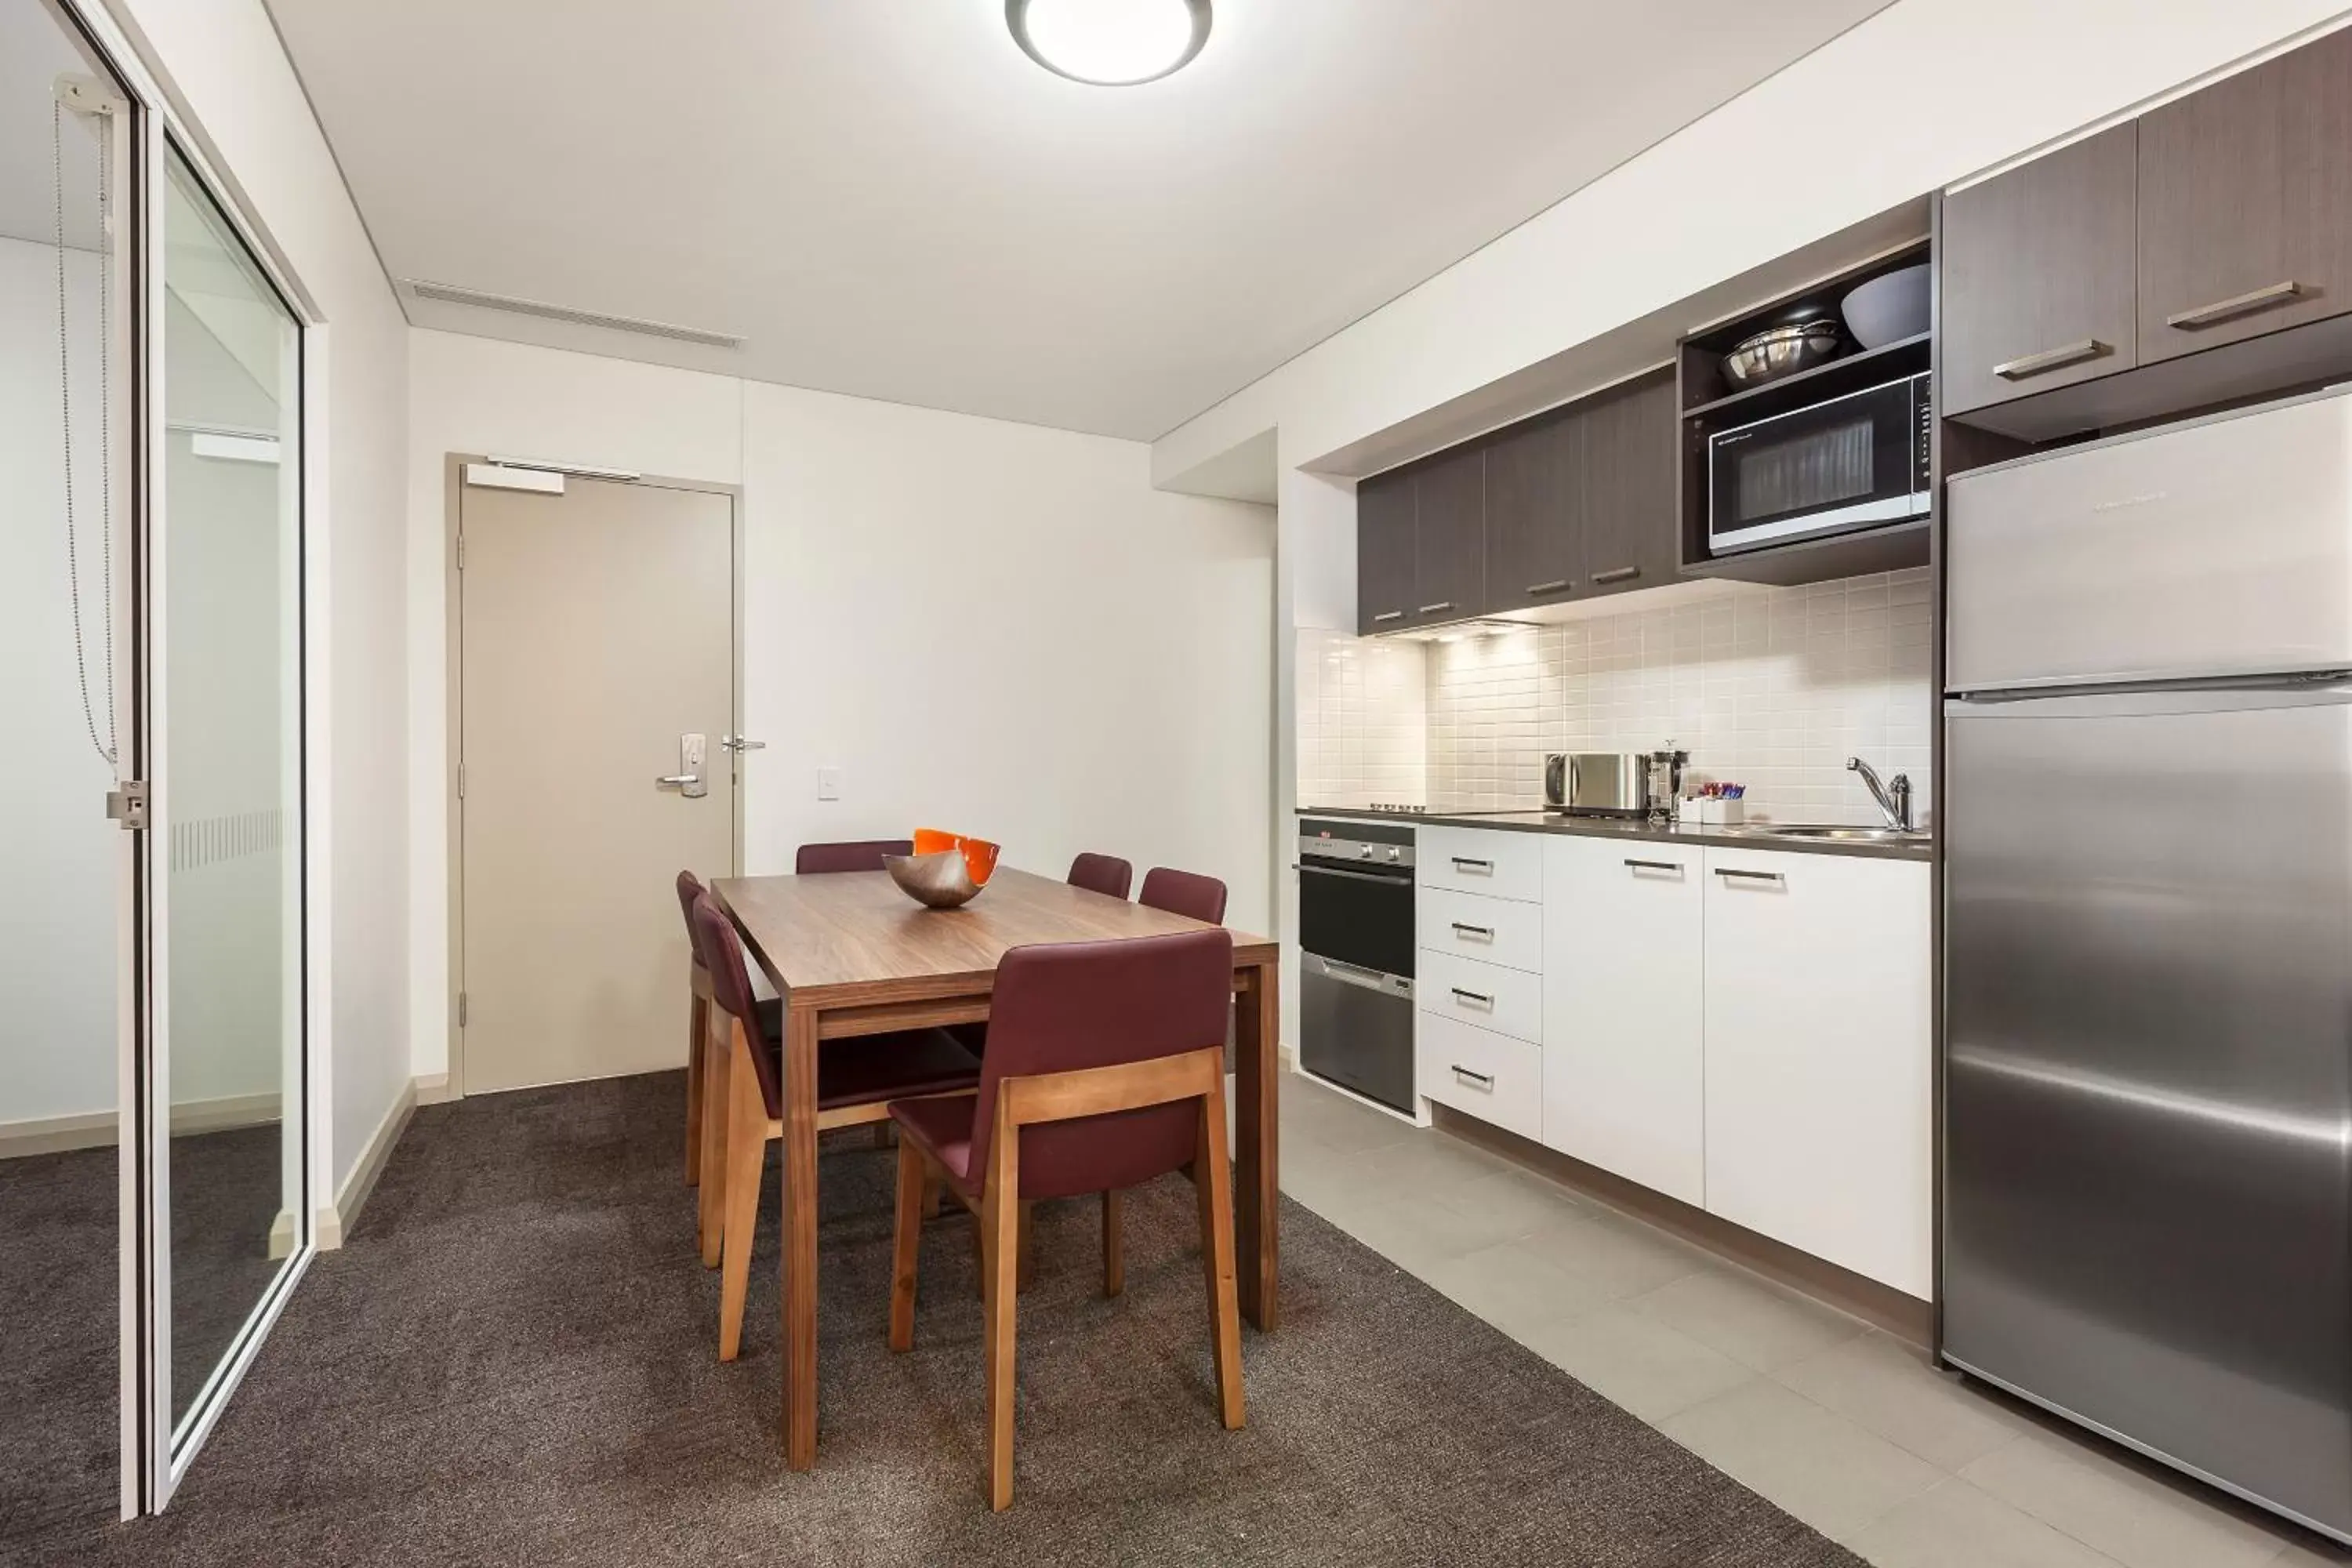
[720,736,767,753]
[654,774,698,787]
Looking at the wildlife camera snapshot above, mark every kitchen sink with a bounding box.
[1734,824,1930,844]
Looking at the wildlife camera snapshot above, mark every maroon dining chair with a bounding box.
[691,894,982,1366]
[794,839,914,874]
[677,872,717,1189]
[1138,866,1227,924]
[885,928,1244,1511]
[1065,851,1134,901]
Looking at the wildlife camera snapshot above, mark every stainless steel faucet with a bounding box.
[1847,755,1914,831]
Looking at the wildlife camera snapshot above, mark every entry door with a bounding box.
[458,470,736,1094]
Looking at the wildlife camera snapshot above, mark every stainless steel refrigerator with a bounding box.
[1944,385,2352,1544]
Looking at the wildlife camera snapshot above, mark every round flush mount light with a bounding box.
[1007,0,1212,86]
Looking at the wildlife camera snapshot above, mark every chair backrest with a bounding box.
[675,870,707,967]
[691,894,779,1112]
[967,929,1234,1201]
[1138,866,1227,925]
[1065,851,1134,901]
[795,839,915,875]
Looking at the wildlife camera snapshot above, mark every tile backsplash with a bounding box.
[1426,569,1933,823]
[1295,629,1427,807]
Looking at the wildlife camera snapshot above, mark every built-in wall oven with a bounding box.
[1708,371,1933,554]
[1298,819,1415,1115]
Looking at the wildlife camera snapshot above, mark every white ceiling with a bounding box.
[266,0,1893,441]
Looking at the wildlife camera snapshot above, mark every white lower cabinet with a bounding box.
[1539,837,1705,1207]
[1700,848,1933,1298]
[1417,1014,1543,1142]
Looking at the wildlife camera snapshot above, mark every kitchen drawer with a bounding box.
[1418,949,1543,1044]
[1417,826,1542,903]
[1417,1014,1542,1142]
[1417,885,1544,972]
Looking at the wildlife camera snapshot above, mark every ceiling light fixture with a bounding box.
[1007,0,1211,86]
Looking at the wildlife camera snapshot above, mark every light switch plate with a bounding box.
[817,766,840,801]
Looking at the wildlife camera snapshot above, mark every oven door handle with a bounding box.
[1297,862,1410,885]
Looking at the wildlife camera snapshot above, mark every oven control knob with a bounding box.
[1357,845,1372,858]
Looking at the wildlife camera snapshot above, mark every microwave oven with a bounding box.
[1707,371,1932,556]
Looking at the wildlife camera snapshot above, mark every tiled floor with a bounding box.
[1276,1071,2352,1568]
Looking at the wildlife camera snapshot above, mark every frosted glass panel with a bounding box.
[162,147,302,1434]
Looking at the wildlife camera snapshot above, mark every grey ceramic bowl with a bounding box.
[884,849,984,909]
[1841,263,1931,349]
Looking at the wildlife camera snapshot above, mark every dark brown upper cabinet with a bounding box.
[2138,27,2352,362]
[1356,469,1417,633]
[1411,445,1486,624]
[1940,122,2140,417]
[1577,373,1678,600]
[1483,410,1583,608]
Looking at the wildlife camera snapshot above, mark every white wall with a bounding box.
[0,236,118,1128]
[112,0,413,1203]
[406,330,1276,1083]
[1156,0,2352,481]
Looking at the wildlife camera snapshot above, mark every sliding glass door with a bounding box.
[151,141,307,1482]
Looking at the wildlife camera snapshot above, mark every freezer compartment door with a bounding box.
[1944,684,2352,1537]
[1947,388,2352,692]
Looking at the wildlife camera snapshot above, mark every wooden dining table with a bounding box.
[711,865,1283,1471]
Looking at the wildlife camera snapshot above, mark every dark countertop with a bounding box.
[1295,804,1933,862]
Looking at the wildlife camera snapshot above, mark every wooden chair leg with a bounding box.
[984,1176,1021,1510]
[971,1210,988,1301]
[684,990,707,1185]
[889,1137,926,1352]
[717,1033,768,1363]
[696,1005,731,1269]
[1195,1085,1246,1431]
[922,1172,942,1221]
[1102,1190,1123,1298]
[1018,1200,1036,1291]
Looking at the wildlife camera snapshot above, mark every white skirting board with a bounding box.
[0,1091,286,1160]
[314,1077,419,1251]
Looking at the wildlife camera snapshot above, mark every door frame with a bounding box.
[49,0,331,1515]
[441,456,746,1100]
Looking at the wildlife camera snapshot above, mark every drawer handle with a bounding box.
[1371,610,1405,623]
[1526,579,1573,596]
[1450,856,1493,873]
[1591,566,1640,585]
[1623,858,1682,873]
[1450,987,1495,1007]
[1450,921,1495,939]
[1450,1065,1495,1091]
[1417,601,1456,615]
[2167,280,2304,330]
[1714,867,1785,885]
[1992,338,2111,380]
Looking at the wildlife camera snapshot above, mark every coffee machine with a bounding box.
[1643,742,1689,824]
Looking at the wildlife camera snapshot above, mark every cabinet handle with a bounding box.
[1417,601,1456,615]
[1450,987,1495,1007]
[1623,858,1682,873]
[1992,339,2111,381]
[2167,280,2305,330]
[1450,856,1493,872]
[1450,1065,1495,1091]
[1526,579,1573,596]
[1591,566,1640,585]
[1713,867,1785,884]
[1450,921,1494,939]
[1371,610,1405,623]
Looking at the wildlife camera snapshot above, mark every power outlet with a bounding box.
[816,766,841,801]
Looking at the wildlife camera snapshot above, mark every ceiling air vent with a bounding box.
[402,279,743,350]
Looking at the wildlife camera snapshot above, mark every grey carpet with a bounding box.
[35,1074,1864,1567]
[0,1145,117,1552]
[2,1123,292,1559]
